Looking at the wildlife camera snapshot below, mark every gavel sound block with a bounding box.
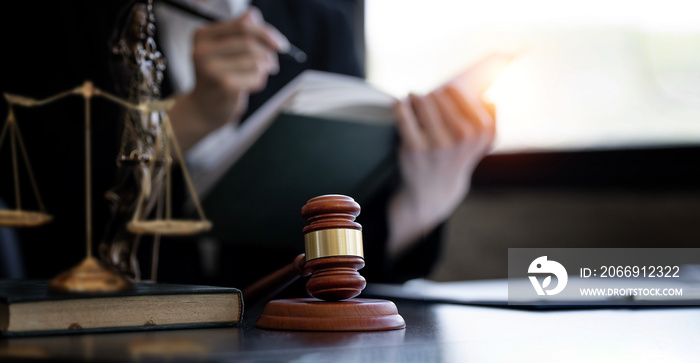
[253,195,406,331]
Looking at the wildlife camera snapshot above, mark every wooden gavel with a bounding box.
[245,194,404,331]
[243,195,406,331]
[243,194,367,305]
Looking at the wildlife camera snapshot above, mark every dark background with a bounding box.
[432,147,700,280]
[1,1,698,282]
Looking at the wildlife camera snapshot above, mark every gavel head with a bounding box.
[301,195,366,301]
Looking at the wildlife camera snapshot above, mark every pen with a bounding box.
[160,0,307,63]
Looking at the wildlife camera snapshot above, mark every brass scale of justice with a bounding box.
[0,1,404,331]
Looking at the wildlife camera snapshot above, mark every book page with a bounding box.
[283,71,396,123]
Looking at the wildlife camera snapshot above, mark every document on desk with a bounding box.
[364,278,700,309]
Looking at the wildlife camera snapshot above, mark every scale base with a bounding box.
[49,256,132,293]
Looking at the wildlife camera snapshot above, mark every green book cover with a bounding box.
[201,112,398,250]
[193,70,399,250]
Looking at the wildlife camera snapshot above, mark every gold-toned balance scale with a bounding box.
[0,81,211,292]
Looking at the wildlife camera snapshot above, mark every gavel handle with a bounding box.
[242,253,310,307]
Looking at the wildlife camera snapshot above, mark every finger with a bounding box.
[208,56,265,74]
[446,87,496,151]
[245,6,265,25]
[393,99,428,151]
[200,56,268,93]
[197,46,267,76]
[221,70,269,93]
[245,7,291,53]
[195,38,275,77]
[264,37,279,74]
[196,9,289,52]
[409,93,452,148]
[482,99,497,128]
[263,23,292,54]
[444,85,495,135]
[197,35,272,58]
[449,53,514,95]
[432,89,474,142]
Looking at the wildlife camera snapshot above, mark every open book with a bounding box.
[187,70,398,248]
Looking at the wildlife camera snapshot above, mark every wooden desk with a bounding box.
[1,298,698,362]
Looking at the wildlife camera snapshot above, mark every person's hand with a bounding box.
[387,54,510,259]
[169,8,289,151]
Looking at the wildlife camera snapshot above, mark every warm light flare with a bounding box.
[367,0,700,152]
[483,55,558,151]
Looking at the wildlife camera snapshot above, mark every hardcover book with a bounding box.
[0,280,242,337]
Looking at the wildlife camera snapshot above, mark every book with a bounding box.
[187,70,398,249]
[0,280,242,337]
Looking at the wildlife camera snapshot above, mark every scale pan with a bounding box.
[127,219,212,235]
[0,210,53,227]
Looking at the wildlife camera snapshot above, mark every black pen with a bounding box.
[159,0,307,63]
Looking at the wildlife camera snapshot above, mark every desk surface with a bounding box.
[1,298,698,362]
